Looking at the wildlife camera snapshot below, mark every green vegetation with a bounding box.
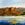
[16,12,25,16]
[21,12,25,15]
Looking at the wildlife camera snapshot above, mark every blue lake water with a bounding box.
[0,20,25,25]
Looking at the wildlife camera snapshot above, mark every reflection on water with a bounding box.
[0,16,25,25]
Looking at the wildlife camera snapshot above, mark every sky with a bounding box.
[0,0,25,7]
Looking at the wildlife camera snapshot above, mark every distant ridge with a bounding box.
[0,6,25,8]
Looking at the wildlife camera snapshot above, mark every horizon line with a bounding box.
[0,6,25,8]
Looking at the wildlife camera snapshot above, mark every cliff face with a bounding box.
[0,7,25,16]
[0,7,16,16]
